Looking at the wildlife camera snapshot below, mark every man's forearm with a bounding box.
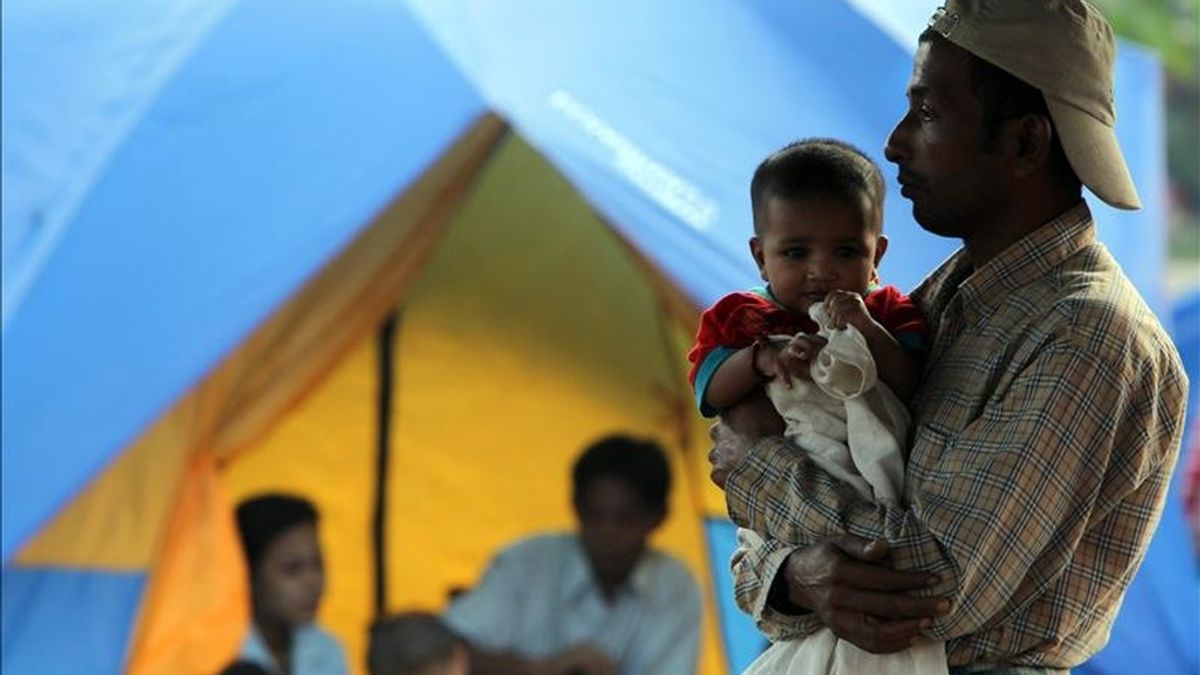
[766,555,807,614]
[726,437,882,546]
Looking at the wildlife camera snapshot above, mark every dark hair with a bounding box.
[235,494,319,574]
[572,435,671,515]
[367,613,462,675]
[750,138,885,234]
[918,29,1081,192]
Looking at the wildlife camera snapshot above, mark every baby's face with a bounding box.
[750,195,883,315]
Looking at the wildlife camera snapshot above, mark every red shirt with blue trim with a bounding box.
[687,284,927,417]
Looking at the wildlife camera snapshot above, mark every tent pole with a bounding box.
[372,310,400,616]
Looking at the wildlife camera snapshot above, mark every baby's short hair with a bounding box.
[750,138,885,233]
[367,612,462,675]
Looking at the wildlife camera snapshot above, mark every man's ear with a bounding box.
[1012,114,1054,178]
[749,237,768,282]
[873,233,889,268]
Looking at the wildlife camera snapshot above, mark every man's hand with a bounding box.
[775,536,950,654]
[535,646,617,675]
[708,392,784,489]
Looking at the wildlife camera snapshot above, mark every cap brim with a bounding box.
[1047,97,1141,210]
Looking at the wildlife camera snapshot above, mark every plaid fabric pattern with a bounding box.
[727,203,1188,667]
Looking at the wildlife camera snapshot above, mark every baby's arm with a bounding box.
[823,291,921,399]
[703,342,777,412]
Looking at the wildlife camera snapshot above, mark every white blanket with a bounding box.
[739,304,946,675]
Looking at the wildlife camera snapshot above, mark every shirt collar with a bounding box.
[754,285,780,307]
[955,201,1095,326]
[241,623,324,674]
[241,625,282,674]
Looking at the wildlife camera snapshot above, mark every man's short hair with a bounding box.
[750,138,886,233]
[235,493,319,573]
[572,435,671,514]
[367,613,461,675]
[918,29,1081,194]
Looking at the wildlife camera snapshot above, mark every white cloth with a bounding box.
[444,532,701,675]
[740,304,947,675]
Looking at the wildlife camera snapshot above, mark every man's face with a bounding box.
[251,523,326,628]
[885,38,1007,239]
[575,476,662,583]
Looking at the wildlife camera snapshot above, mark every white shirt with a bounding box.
[444,532,701,675]
[239,623,347,675]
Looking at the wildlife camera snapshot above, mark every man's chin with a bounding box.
[911,205,952,237]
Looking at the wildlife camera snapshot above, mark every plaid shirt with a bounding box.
[727,203,1188,668]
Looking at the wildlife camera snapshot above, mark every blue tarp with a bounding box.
[1,569,146,675]
[1,0,486,561]
[3,0,1191,673]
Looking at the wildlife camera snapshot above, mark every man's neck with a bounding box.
[595,570,630,602]
[963,194,1082,268]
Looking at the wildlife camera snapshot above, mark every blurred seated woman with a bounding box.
[234,494,348,675]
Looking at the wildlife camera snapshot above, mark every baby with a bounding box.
[688,139,944,674]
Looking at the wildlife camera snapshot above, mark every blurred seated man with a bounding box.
[368,612,467,675]
[444,435,702,675]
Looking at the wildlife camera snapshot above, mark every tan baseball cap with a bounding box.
[928,0,1141,210]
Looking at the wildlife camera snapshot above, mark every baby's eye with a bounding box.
[783,247,807,259]
[835,246,862,258]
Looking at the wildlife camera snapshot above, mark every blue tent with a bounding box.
[3,1,1190,674]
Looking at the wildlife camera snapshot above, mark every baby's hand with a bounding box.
[776,333,827,384]
[824,290,872,331]
[752,340,784,379]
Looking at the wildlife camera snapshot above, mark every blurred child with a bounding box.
[235,494,348,675]
[367,613,467,675]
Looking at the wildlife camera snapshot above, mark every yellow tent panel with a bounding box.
[224,134,731,674]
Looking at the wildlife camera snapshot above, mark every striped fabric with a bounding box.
[726,202,1188,668]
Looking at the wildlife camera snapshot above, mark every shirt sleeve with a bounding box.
[442,546,523,651]
[867,285,929,352]
[729,529,821,641]
[689,292,794,416]
[692,346,736,418]
[724,340,1182,640]
[627,564,702,675]
[319,631,349,675]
